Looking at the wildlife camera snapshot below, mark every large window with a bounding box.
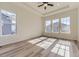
[45,20,51,32]
[0,10,16,35]
[61,17,70,33]
[52,19,59,32]
[45,16,70,33]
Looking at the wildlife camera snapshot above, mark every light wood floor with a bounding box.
[0,37,79,57]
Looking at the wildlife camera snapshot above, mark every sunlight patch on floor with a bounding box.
[51,40,71,57]
[28,37,47,44]
[36,38,57,49]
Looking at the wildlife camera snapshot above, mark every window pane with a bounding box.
[45,20,51,32]
[0,10,16,35]
[52,19,59,32]
[1,13,12,24]
[61,17,70,33]
[2,24,12,35]
[11,24,16,34]
[0,13,2,35]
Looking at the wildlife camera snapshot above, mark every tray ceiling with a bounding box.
[20,2,79,16]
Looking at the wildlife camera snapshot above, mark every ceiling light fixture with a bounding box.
[38,2,54,10]
[44,4,47,7]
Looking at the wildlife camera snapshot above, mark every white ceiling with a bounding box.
[20,2,79,16]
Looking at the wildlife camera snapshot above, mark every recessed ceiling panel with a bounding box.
[23,2,68,14]
[21,2,79,15]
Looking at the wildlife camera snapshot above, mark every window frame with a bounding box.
[45,20,52,33]
[0,10,17,36]
[52,18,59,33]
[60,16,71,33]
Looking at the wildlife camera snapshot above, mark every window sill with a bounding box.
[45,32,52,33]
[52,32,59,33]
[0,34,16,37]
[60,32,71,34]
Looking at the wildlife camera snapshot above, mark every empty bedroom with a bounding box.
[0,2,79,57]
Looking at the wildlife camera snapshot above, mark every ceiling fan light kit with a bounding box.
[38,2,54,10]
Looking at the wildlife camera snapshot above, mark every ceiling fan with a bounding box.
[38,2,54,10]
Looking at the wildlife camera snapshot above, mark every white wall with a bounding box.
[0,3,43,46]
[43,9,78,40]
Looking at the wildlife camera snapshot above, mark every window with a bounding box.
[61,17,70,33]
[45,16,70,33]
[45,20,51,32]
[52,19,59,32]
[0,10,16,35]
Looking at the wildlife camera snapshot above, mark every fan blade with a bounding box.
[44,6,46,10]
[43,2,48,4]
[48,4,54,6]
[38,4,44,7]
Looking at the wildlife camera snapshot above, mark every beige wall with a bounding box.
[43,9,78,40]
[0,3,43,46]
[77,8,79,41]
